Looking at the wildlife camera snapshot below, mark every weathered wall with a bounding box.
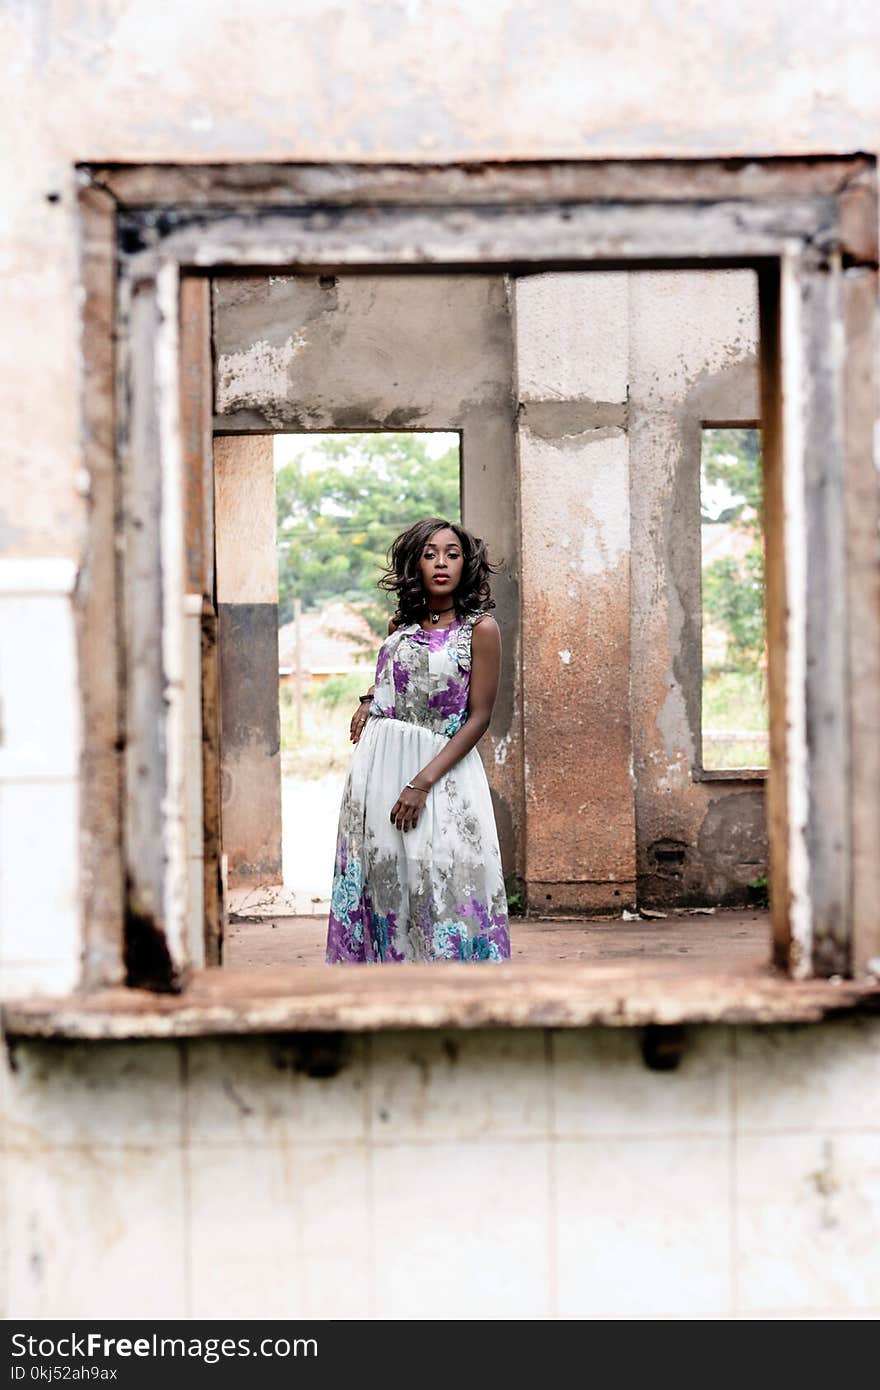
[212,273,523,880]
[515,268,763,911]
[1,0,879,1323]
[629,270,765,905]
[3,1020,880,1318]
[515,274,636,912]
[214,435,283,888]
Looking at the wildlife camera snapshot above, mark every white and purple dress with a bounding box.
[325,610,511,963]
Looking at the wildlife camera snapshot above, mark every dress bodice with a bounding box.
[369,611,485,737]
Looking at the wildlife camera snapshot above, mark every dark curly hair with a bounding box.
[378,518,499,626]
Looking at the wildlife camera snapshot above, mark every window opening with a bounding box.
[700,427,769,772]
[10,154,872,1041]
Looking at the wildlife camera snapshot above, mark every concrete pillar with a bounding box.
[627,270,762,906]
[514,273,637,912]
[213,435,282,888]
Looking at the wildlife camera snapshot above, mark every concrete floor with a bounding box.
[224,906,771,970]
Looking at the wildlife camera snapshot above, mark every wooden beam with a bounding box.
[842,267,880,977]
[758,263,792,971]
[178,275,224,968]
[120,266,191,990]
[798,252,854,977]
[3,960,879,1039]
[123,200,839,276]
[201,598,224,968]
[85,154,875,212]
[179,275,213,597]
[97,153,876,995]
[76,183,125,987]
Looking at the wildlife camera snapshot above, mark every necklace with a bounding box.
[428,603,456,625]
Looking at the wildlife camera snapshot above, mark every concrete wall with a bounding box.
[4,1021,880,1318]
[214,435,283,888]
[515,267,764,909]
[516,274,636,912]
[2,0,879,1321]
[629,270,765,905]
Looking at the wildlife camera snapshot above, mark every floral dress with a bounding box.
[325,609,511,963]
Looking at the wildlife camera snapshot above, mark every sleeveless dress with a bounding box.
[325,610,511,963]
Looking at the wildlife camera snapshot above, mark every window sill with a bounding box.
[3,959,879,1039]
[693,767,768,782]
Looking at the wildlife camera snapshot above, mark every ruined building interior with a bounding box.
[210,268,770,973]
[2,11,880,1314]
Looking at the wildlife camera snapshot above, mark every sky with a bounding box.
[273,431,459,474]
[272,427,749,520]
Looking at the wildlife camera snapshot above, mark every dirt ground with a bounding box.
[224,906,771,970]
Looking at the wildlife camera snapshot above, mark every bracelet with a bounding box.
[358,693,373,703]
[406,780,430,793]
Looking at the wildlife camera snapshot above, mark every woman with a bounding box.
[325,517,511,963]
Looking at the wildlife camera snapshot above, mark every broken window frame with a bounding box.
[6,155,879,1041]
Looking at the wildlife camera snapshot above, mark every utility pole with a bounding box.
[294,595,303,737]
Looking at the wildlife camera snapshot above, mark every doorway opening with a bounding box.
[217,429,461,957]
[278,430,460,916]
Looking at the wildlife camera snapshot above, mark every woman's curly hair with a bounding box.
[378,518,499,626]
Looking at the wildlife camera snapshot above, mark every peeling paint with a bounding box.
[655,675,695,767]
[493,731,511,766]
[216,332,307,413]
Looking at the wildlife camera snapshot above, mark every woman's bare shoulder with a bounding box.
[470,613,500,645]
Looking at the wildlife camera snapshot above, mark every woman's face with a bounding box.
[419,527,464,603]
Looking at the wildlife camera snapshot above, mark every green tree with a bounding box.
[701,428,766,672]
[276,434,460,638]
[701,427,762,522]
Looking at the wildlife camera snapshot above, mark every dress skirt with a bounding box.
[325,712,511,963]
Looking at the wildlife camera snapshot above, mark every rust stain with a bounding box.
[522,544,634,894]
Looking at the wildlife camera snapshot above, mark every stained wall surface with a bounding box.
[214,435,283,887]
[3,1022,880,1318]
[1,0,879,1322]
[628,270,765,905]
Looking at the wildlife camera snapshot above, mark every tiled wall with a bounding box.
[0,561,82,999]
[2,1021,879,1319]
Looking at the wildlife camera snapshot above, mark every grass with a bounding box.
[279,672,372,779]
[702,667,769,770]
[282,665,770,778]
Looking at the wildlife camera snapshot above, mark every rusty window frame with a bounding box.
[4,155,879,1041]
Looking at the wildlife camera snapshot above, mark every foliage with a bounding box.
[504,875,525,917]
[701,428,766,673]
[702,545,766,672]
[701,427,762,522]
[279,682,368,779]
[276,433,460,630]
[313,673,365,710]
[747,876,770,908]
[702,669,768,770]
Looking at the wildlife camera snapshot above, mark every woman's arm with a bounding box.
[389,617,501,829]
[351,615,398,743]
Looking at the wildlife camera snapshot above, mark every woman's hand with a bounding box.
[390,784,428,832]
[350,701,371,744]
